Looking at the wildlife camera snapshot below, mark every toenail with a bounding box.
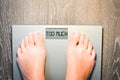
[73,32,78,37]
[81,32,84,34]
[35,32,38,37]
[40,32,43,36]
[37,32,43,36]
[28,33,31,35]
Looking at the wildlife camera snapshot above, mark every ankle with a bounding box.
[66,69,88,80]
[24,74,45,80]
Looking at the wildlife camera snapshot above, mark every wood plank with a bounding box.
[102,0,120,79]
[0,0,120,80]
[112,0,120,78]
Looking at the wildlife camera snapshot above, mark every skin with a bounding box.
[17,32,46,80]
[66,32,96,80]
[17,32,96,80]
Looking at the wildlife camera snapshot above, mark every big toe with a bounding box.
[68,32,80,47]
[33,32,44,47]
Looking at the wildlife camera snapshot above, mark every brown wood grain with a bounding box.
[0,0,120,80]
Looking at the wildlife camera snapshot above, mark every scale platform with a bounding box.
[12,25,102,80]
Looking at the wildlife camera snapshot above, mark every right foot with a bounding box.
[17,32,46,80]
[66,32,96,80]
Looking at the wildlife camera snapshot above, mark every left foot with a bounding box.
[17,32,46,80]
[66,32,96,80]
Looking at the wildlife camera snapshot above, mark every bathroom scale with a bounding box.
[12,25,102,80]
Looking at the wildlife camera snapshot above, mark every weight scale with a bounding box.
[12,25,102,80]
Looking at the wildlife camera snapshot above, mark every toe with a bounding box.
[91,49,96,60]
[28,33,34,46]
[20,40,26,52]
[69,32,80,47]
[17,48,22,57]
[87,42,93,54]
[24,36,29,47]
[79,33,85,46]
[33,32,44,46]
[37,32,44,46]
[84,36,89,49]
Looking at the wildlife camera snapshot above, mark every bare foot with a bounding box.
[66,32,96,80]
[17,32,46,80]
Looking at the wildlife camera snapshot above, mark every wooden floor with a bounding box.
[0,0,120,80]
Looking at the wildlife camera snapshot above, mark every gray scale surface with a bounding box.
[12,25,102,80]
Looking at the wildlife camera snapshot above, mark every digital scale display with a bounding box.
[46,28,68,39]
